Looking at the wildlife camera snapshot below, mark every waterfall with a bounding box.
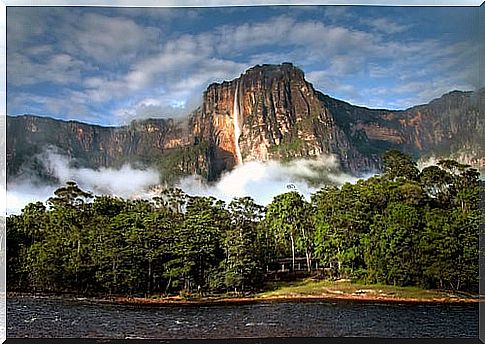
[233,82,243,165]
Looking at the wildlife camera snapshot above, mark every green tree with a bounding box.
[219,197,265,293]
[419,165,453,204]
[369,203,422,286]
[6,214,30,290]
[266,192,311,271]
[312,184,369,278]
[383,150,419,181]
[164,196,226,293]
[46,182,94,291]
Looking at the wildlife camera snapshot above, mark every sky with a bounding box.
[6,5,480,126]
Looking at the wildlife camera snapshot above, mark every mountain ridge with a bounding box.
[7,63,484,183]
[9,87,477,130]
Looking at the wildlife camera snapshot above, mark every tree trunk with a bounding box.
[76,238,81,287]
[148,260,152,294]
[290,234,295,271]
[336,247,342,278]
[112,261,117,293]
[305,250,312,272]
[301,227,312,272]
[165,276,172,294]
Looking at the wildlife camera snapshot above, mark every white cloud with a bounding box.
[7,147,363,214]
[306,70,360,99]
[213,15,382,61]
[7,9,161,86]
[77,15,389,119]
[6,7,48,46]
[113,7,201,22]
[361,17,411,35]
[43,149,160,197]
[7,52,89,86]
[178,156,359,205]
[6,148,160,214]
[7,92,95,121]
[322,6,352,20]
[6,8,478,124]
[62,12,161,64]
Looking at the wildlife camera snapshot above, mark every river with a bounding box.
[7,296,478,339]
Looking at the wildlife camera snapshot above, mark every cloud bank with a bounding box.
[6,149,160,214]
[6,149,361,215]
[177,157,360,205]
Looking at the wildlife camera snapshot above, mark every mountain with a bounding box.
[7,63,484,183]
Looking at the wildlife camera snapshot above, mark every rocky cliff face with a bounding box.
[7,63,484,183]
[7,116,196,180]
[318,87,484,167]
[192,63,381,176]
[396,90,483,165]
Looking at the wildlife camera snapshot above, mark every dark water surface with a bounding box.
[7,296,478,339]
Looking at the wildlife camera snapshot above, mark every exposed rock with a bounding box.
[193,63,380,176]
[7,63,484,184]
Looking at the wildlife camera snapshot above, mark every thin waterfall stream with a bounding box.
[233,82,243,165]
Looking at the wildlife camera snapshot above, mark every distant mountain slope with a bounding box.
[319,88,483,166]
[7,63,484,183]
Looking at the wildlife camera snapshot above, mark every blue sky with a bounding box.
[6,6,479,126]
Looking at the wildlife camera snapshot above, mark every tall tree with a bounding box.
[44,182,94,291]
[383,150,419,181]
[220,197,265,293]
[266,192,311,271]
[164,196,226,293]
[312,184,369,278]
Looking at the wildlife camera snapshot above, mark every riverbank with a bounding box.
[255,279,480,304]
[9,278,480,306]
[112,279,479,306]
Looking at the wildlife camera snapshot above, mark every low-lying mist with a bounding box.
[6,148,368,215]
[7,148,159,214]
[177,157,361,206]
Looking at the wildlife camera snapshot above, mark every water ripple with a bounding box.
[7,296,478,339]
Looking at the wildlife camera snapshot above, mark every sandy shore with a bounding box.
[107,293,481,306]
[8,291,481,307]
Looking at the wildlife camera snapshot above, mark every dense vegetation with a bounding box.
[156,142,210,184]
[7,151,480,296]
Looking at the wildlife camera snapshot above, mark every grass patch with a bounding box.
[256,278,461,300]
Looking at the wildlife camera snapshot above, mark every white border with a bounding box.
[1,0,483,6]
[0,2,482,343]
[0,1,5,343]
